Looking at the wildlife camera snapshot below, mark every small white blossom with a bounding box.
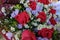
[54,26,56,30]
[24,3,29,7]
[32,22,38,26]
[49,13,52,19]
[37,24,43,30]
[20,0,25,4]
[1,7,6,13]
[0,21,1,23]
[24,24,29,28]
[31,17,34,20]
[2,29,6,34]
[14,34,19,40]
[53,14,57,19]
[36,18,41,22]
[44,5,48,9]
[47,26,52,29]
[3,13,6,16]
[55,22,60,27]
[11,27,15,32]
[10,5,15,10]
[14,31,21,40]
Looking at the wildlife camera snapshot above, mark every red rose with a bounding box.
[21,30,36,40]
[38,28,54,39]
[41,28,48,37]
[49,17,57,25]
[38,0,49,5]
[37,12,46,23]
[29,1,36,10]
[15,11,30,25]
[49,9,56,14]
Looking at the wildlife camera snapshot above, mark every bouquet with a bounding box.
[0,0,59,40]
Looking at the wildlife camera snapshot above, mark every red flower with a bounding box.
[29,1,36,10]
[38,28,54,39]
[37,12,46,23]
[21,30,36,40]
[15,11,30,25]
[38,0,50,5]
[49,9,56,14]
[49,17,57,25]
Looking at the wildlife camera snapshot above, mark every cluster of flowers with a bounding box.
[0,0,60,40]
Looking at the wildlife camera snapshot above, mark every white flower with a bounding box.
[24,24,29,28]
[31,17,34,20]
[0,21,1,23]
[47,26,52,29]
[55,22,60,27]
[10,5,15,10]
[49,13,52,19]
[20,0,25,4]
[14,31,21,40]
[54,26,56,30]
[11,27,15,32]
[44,5,48,9]
[24,3,29,7]
[28,12,32,18]
[53,14,57,19]
[1,7,6,16]
[2,29,6,34]
[37,24,43,30]
[1,7,6,13]
[36,18,41,22]
[32,22,38,26]
[14,34,19,40]
[37,24,53,30]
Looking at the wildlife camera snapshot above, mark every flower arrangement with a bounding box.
[0,0,60,40]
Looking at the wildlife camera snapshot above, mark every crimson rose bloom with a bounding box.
[29,1,36,10]
[37,12,46,23]
[49,17,57,25]
[15,11,30,25]
[49,9,56,14]
[21,30,36,40]
[38,0,50,5]
[38,28,54,39]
